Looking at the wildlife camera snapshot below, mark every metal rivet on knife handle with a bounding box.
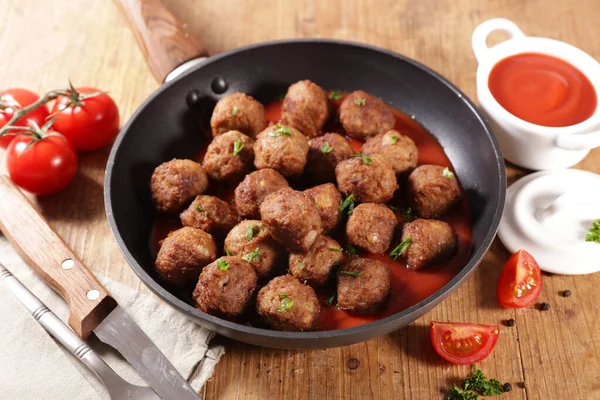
[87,290,100,301]
[62,259,75,270]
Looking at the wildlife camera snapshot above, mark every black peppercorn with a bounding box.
[505,318,516,327]
[502,382,513,392]
[562,290,572,297]
[539,302,550,311]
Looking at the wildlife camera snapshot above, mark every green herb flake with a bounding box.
[462,367,504,396]
[390,237,412,259]
[442,167,455,179]
[391,134,398,143]
[270,124,293,138]
[277,297,294,313]
[224,248,232,256]
[196,205,208,216]
[340,270,363,277]
[402,206,413,222]
[320,142,333,154]
[233,139,245,156]
[232,106,239,116]
[338,194,355,215]
[585,219,600,244]
[354,98,366,106]
[446,384,479,400]
[297,259,305,269]
[325,292,336,307]
[352,153,372,165]
[279,293,288,299]
[328,247,342,253]
[217,259,230,271]
[243,248,261,263]
[329,91,342,100]
[346,244,357,257]
[389,205,399,212]
[231,199,236,204]
[246,224,260,241]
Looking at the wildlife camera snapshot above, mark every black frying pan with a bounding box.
[105,0,506,349]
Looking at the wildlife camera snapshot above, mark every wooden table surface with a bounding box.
[2,0,599,399]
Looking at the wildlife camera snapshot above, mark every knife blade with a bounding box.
[0,175,201,400]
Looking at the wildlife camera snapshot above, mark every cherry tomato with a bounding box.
[497,250,543,308]
[51,87,119,151]
[430,321,500,365]
[0,88,50,148]
[6,134,78,196]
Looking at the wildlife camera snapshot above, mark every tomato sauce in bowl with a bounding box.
[151,95,472,331]
[488,52,597,127]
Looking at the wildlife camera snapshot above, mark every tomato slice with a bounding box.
[497,250,542,308]
[430,321,500,365]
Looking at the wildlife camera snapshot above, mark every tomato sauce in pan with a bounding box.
[151,94,472,331]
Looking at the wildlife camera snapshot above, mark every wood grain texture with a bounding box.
[1,0,599,399]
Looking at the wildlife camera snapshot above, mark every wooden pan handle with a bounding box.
[114,0,208,82]
[0,176,117,339]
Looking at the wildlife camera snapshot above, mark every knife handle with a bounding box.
[0,176,116,339]
[114,0,208,83]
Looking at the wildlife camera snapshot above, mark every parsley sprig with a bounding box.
[217,259,230,271]
[390,133,398,143]
[340,270,363,277]
[232,105,239,116]
[339,194,355,215]
[390,237,412,259]
[443,167,455,179]
[278,295,294,313]
[354,98,366,106]
[345,244,357,257]
[352,153,372,164]
[196,205,208,216]
[246,224,260,241]
[270,124,293,137]
[233,139,244,156]
[243,248,261,263]
[325,292,336,307]
[446,367,504,399]
[585,219,600,243]
[321,142,333,154]
[329,91,342,100]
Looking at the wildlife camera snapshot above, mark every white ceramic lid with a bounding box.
[498,169,600,275]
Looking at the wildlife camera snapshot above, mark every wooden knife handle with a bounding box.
[113,0,208,82]
[0,176,117,339]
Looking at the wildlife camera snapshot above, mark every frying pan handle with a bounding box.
[0,176,117,339]
[113,0,208,83]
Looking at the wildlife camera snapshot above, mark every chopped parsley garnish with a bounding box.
[325,292,336,307]
[196,205,208,216]
[345,244,357,257]
[354,98,366,106]
[246,224,260,241]
[280,293,288,299]
[232,106,239,116]
[278,297,294,313]
[329,91,342,100]
[233,139,245,156]
[352,153,372,165]
[390,237,412,259]
[224,248,232,256]
[389,205,399,212]
[446,385,479,400]
[340,270,363,277]
[320,142,333,154]
[217,259,230,271]
[446,367,504,399]
[442,167,455,179]
[328,247,342,253]
[231,199,236,204]
[270,124,293,137]
[391,134,398,143]
[243,248,261,262]
[338,194,355,215]
[297,259,305,269]
[585,219,600,243]
[402,206,413,222]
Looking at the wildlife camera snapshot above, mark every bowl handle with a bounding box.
[472,18,525,63]
[556,130,600,151]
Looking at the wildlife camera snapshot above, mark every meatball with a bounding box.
[260,189,322,251]
[180,195,240,235]
[361,130,418,175]
[306,133,354,181]
[210,92,267,139]
[400,219,457,270]
[193,256,257,318]
[253,124,309,177]
[256,275,320,331]
[337,258,391,313]
[339,90,396,140]
[289,235,343,287]
[202,130,255,184]
[304,183,342,232]
[234,168,289,219]
[346,203,397,254]
[281,80,330,137]
[407,165,461,218]
[150,159,208,213]
[155,227,217,287]
[224,220,283,279]
[335,154,398,203]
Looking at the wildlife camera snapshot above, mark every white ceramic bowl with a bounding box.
[473,18,600,170]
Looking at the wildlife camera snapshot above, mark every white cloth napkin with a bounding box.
[0,237,224,399]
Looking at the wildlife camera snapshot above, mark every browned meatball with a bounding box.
[346,203,397,254]
[335,154,398,203]
[155,227,217,287]
[407,165,461,218]
[339,90,396,140]
[400,219,457,270]
[306,133,354,181]
[253,124,309,177]
[210,92,267,139]
[289,235,343,287]
[337,258,390,313]
[180,195,240,235]
[281,80,330,137]
[256,275,320,331]
[304,183,342,232]
[260,189,322,251]
[193,256,257,318]
[361,130,418,175]
[224,220,283,279]
[150,159,208,213]
[234,168,289,219]
[202,130,255,184]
